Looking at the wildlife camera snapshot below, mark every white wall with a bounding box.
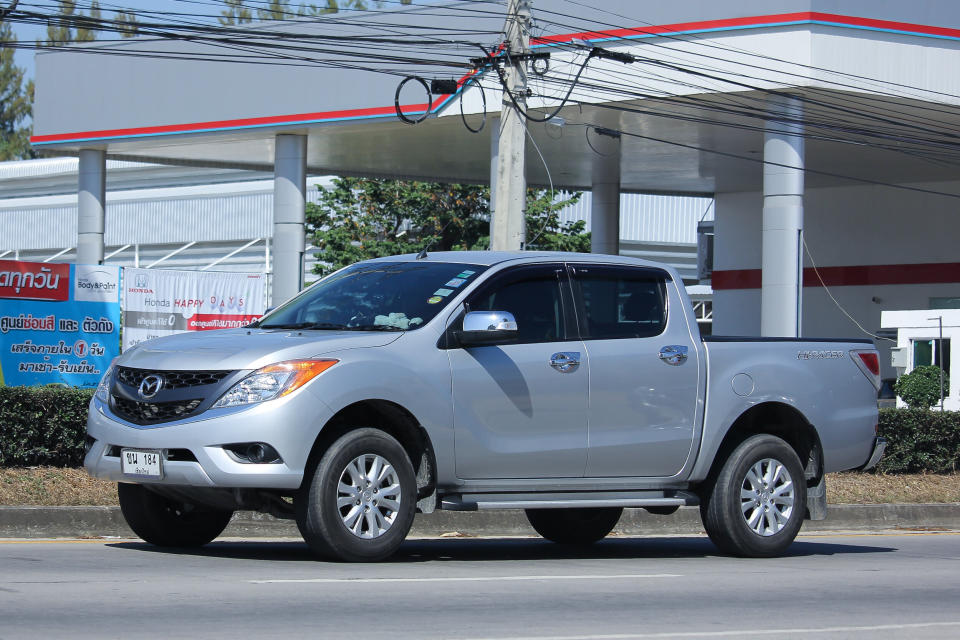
[881,310,959,410]
[713,181,960,378]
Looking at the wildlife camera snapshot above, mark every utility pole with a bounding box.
[491,0,531,251]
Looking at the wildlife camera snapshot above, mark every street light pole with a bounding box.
[928,315,945,411]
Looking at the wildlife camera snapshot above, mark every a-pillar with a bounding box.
[77,149,106,265]
[272,134,307,305]
[761,96,805,337]
[590,129,621,255]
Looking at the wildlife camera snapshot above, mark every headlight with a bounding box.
[95,358,119,403]
[213,359,339,408]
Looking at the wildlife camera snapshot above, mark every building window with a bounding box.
[912,339,951,396]
[929,297,960,310]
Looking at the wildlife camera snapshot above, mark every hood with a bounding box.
[118,329,403,371]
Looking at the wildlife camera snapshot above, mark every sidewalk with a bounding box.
[2,503,959,539]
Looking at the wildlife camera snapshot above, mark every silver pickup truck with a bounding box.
[85,251,885,561]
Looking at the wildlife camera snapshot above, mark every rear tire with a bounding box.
[296,428,417,562]
[700,434,807,558]
[117,483,233,547]
[525,507,623,545]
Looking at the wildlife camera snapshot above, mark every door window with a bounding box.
[468,268,567,344]
[572,266,668,340]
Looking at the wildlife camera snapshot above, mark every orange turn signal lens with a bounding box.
[260,359,339,398]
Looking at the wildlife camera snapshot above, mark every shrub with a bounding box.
[876,408,960,474]
[895,365,949,409]
[0,386,93,467]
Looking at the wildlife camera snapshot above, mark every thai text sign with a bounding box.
[0,261,121,388]
[122,268,265,351]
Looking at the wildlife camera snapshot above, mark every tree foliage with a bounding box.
[220,0,411,25]
[896,365,950,409]
[114,10,141,38]
[306,177,587,276]
[0,22,32,160]
[41,0,102,45]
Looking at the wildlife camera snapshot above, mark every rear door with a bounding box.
[447,264,589,479]
[570,264,699,477]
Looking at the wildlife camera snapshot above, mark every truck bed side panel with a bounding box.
[689,340,878,482]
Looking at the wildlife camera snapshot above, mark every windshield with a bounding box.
[257,261,487,331]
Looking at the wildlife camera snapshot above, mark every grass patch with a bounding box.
[0,468,118,506]
[1,468,959,507]
[827,471,960,504]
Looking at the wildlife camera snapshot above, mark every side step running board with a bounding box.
[441,493,698,512]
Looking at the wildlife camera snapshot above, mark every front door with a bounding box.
[448,264,588,479]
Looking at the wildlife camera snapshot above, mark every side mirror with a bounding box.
[455,311,518,346]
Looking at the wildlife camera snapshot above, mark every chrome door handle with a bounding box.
[658,345,689,366]
[550,351,580,373]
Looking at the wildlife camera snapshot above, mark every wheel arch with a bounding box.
[302,399,438,509]
[697,402,824,493]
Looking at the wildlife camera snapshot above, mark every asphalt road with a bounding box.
[1,532,959,639]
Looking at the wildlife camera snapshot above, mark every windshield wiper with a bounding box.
[349,324,405,332]
[257,322,320,330]
[257,322,403,332]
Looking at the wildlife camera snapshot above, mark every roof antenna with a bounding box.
[416,216,458,259]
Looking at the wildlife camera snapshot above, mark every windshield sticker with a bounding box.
[456,271,476,278]
[445,278,467,288]
[433,288,454,297]
[427,296,443,305]
[374,313,423,329]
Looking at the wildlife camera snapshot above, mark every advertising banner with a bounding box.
[122,268,265,351]
[0,260,121,388]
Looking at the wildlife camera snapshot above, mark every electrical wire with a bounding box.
[522,119,556,249]
[803,236,896,343]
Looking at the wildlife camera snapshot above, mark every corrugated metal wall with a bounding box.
[2,159,714,258]
[557,192,714,243]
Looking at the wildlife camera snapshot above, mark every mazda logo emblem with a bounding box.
[138,375,163,400]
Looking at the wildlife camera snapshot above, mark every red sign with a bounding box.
[186,314,261,331]
[0,261,70,301]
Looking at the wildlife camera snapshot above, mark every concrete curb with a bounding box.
[1,504,959,539]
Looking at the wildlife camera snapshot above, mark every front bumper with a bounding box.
[84,389,335,490]
[858,436,887,471]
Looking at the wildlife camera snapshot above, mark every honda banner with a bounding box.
[122,268,265,351]
[0,260,121,388]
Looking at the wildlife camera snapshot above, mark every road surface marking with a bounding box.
[250,573,680,584]
[457,620,960,640]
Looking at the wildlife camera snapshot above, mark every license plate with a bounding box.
[121,449,163,478]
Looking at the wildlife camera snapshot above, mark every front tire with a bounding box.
[117,483,233,547]
[525,507,623,545]
[296,428,417,562]
[700,434,807,558]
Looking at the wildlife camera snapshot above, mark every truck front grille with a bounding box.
[116,367,232,390]
[112,396,203,425]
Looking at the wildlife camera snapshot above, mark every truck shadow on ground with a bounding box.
[106,535,897,563]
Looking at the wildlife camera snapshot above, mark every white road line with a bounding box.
[457,620,960,640]
[250,573,680,584]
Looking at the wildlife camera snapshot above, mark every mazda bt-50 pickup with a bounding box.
[85,252,885,561]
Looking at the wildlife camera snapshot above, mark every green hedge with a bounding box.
[876,408,960,474]
[0,386,93,467]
